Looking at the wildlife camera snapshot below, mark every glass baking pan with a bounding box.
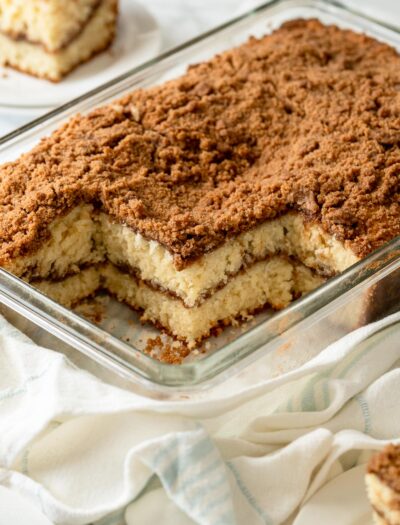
[0,0,399,395]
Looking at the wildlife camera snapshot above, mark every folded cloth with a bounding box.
[0,311,399,525]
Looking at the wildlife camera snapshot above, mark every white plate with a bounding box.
[0,485,53,525]
[294,465,373,525]
[0,0,162,108]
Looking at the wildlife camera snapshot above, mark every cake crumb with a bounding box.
[144,336,191,364]
[74,297,106,324]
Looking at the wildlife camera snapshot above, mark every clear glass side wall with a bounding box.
[0,235,398,392]
[0,0,399,392]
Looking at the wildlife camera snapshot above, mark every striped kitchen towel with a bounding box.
[0,311,399,525]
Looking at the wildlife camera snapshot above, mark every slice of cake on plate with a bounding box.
[0,0,118,81]
[0,20,398,347]
[366,445,400,524]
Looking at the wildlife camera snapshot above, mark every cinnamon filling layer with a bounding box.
[372,504,395,525]
[6,205,346,309]
[28,255,325,309]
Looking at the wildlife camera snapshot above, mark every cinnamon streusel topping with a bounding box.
[0,19,399,269]
[368,444,400,493]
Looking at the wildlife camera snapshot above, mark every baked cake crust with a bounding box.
[0,19,398,267]
[0,19,399,263]
[368,445,400,494]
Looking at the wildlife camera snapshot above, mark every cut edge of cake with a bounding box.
[2,204,356,345]
[0,0,102,51]
[0,0,118,81]
[366,445,400,525]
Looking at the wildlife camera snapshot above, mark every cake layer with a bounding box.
[102,259,323,343]
[27,255,323,343]
[6,205,103,280]
[101,210,357,306]
[0,0,117,81]
[0,0,100,51]
[367,445,400,525]
[366,473,400,525]
[5,205,349,307]
[372,511,391,525]
[34,266,101,308]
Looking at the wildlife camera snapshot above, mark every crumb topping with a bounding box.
[368,444,400,492]
[0,19,399,268]
[144,335,192,364]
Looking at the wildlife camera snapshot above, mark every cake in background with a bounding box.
[0,0,118,81]
[366,444,400,524]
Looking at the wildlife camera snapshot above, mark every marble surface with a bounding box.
[0,0,396,137]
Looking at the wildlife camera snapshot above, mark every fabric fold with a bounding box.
[0,312,399,525]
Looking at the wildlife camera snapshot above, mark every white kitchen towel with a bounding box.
[0,311,400,525]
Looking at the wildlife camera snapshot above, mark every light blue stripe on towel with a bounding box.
[142,429,236,525]
[227,461,273,525]
[279,331,386,415]
[355,394,372,435]
[0,363,52,403]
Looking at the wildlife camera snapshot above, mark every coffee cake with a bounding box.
[0,19,399,344]
[0,0,118,81]
[366,445,400,524]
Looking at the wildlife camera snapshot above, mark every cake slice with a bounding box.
[366,445,400,525]
[0,0,118,81]
[0,20,398,347]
